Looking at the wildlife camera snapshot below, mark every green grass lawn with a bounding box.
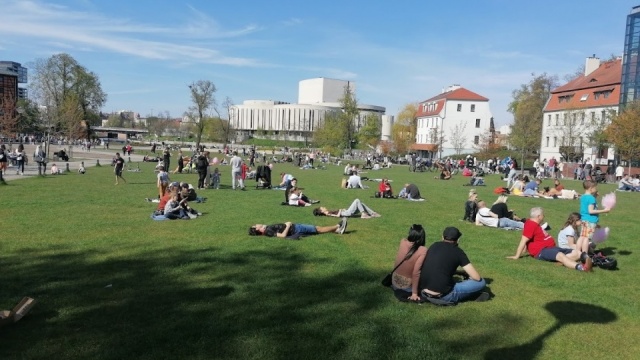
[1,163,638,360]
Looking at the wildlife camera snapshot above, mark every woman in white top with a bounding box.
[289,187,310,206]
[557,212,589,252]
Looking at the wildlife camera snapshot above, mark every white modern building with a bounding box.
[540,56,620,164]
[413,85,494,158]
[229,78,392,142]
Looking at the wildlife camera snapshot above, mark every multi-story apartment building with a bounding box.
[540,56,620,163]
[414,85,493,158]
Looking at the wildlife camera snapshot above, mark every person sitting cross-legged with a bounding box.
[418,227,489,305]
[313,198,380,219]
[507,207,592,272]
[249,218,348,239]
[398,183,424,201]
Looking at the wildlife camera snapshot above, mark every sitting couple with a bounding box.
[398,183,424,201]
[313,199,380,219]
[389,225,489,304]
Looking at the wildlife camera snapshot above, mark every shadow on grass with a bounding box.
[0,245,567,360]
[484,301,617,359]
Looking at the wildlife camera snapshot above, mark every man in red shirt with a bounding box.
[507,207,592,272]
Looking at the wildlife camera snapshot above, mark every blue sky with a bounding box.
[0,0,633,127]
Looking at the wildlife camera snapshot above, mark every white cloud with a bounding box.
[0,0,264,66]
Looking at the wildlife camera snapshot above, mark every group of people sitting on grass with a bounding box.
[508,175,578,199]
[617,174,640,192]
[150,181,204,220]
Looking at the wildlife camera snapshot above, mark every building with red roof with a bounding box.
[540,56,620,163]
[414,85,493,158]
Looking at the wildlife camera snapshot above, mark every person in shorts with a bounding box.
[114,152,126,185]
[508,207,592,272]
[578,180,611,247]
[249,218,348,238]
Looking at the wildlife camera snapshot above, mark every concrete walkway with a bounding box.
[1,144,147,182]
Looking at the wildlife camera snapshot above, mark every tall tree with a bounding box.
[314,85,359,151]
[357,113,382,148]
[0,91,20,136]
[606,101,640,170]
[30,53,106,138]
[509,73,558,169]
[314,112,344,153]
[146,111,173,139]
[449,122,467,155]
[187,80,217,149]
[556,108,585,162]
[473,129,499,158]
[392,103,417,155]
[587,109,615,160]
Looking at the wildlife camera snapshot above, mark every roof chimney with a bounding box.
[585,55,600,76]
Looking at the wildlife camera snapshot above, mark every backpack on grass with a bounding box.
[591,253,617,270]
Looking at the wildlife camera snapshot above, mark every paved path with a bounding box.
[1,144,146,182]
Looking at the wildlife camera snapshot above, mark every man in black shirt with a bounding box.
[114,152,126,185]
[249,218,347,238]
[418,227,488,304]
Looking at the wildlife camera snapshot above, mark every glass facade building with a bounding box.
[620,6,640,106]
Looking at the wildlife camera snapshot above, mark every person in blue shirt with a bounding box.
[578,180,611,247]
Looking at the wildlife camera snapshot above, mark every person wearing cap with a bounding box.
[507,207,592,272]
[418,227,489,304]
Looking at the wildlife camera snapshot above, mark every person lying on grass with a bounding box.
[475,200,524,230]
[507,207,592,272]
[249,218,348,238]
[312,199,380,219]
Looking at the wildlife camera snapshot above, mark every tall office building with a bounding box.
[0,61,28,121]
[620,5,640,106]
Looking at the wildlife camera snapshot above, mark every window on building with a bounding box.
[471,104,475,112]
[457,104,462,112]
[553,137,557,147]
[581,112,585,125]
[563,114,567,126]
[546,137,550,147]
[591,112,596,122]
[601,110,606,121]
[580,94,589,101]
[548,114,551,126]
[555,114,559,126]
[474,135,479,145]
[475,119,480,128]
[572,113,577,125]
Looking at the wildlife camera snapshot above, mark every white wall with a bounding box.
[298,78,353,104]
[415,100,493,157]
[540,106,617,163]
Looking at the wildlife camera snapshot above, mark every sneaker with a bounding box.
[371,212,381,218]
[337,217,348,234]
[197,212,202,216]
[187,212,198,219]
[361,213,371,219]
[583,256,593,272]
[474,292,491,302]
[541,222,551,231]
[311,200,320,204]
